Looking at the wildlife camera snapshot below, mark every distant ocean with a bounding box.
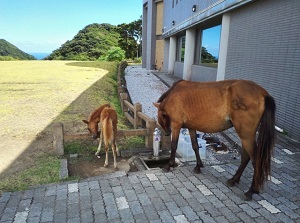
[29,53,50,60]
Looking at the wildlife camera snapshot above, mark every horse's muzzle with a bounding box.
[164,129,171,136]
[92,132,100,139]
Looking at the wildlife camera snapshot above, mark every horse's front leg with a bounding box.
[189,129,203,174]
[163,126,180,172]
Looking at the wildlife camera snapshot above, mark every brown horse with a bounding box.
[154,79,276,200]
[83,104,119,170]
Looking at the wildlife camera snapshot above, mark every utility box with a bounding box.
[176,129,206,162]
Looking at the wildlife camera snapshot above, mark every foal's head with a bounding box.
[83,104,111,139]
[82,119,99,139]
[153,103,171,136]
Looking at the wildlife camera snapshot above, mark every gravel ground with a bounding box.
[124,66,169,120]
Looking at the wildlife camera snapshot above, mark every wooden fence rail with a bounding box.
[117,61,170,150]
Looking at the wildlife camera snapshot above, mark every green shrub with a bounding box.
[104,47,125,62]
[133,57,142,64]
[0,56,17,61]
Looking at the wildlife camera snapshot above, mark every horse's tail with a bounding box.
[255,95,276,190]
[102,116,113,146]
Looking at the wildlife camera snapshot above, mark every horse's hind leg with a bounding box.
[189,129,203,174]
[104,145,109,167]
[112,139,118,170]
[116,143,120,156]
[95,132,103,156]
[243,163,260,201]
[230,125,258,200]
[226,148,250,186]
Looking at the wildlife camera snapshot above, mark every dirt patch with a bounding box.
[68,155,137,179]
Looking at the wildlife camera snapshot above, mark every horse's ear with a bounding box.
[82,120,89,124]
[153,102,160,108]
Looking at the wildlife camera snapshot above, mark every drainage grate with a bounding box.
[132,156,147,171]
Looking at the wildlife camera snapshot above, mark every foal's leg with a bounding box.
[163,125,180,172]
[95,132,103,156]
[116,143,120,156]
[112,139,118,170]
[189,129,203,174]
[104,145,109,167]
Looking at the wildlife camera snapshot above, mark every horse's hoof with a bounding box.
[114,166,119,171]
[162,168,170,173]
[104,164,108,168]
[226,179,235,187]
[162,165,170,173]
[241,192,253,201]
[193,167,201,174]
[95,152,99,156]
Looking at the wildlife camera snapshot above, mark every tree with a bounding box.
[45,23,119,60]
[201,47,218,63]
[45,18,142,61]
[117,17,142,59]
[0,39,36,60]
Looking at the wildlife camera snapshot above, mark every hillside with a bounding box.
[45,23,120,60]
[0,39,36,60]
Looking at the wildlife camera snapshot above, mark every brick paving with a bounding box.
[0,67,299,222]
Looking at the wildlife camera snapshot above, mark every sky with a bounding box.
[0,0,142,54]
[202,25,221,58]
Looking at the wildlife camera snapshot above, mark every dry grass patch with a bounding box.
[0,61,124,192]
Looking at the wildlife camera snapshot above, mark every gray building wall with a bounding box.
[143,0,300,140]
[225,0,300,140]
[174,62,184,79]
[173,63,217,82]
[191,65,217,82]
[163,38,170,71]
[142,0,157,70]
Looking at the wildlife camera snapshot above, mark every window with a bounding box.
[177,36,186,62]
[172,0,179,8]
[196,25,221,67]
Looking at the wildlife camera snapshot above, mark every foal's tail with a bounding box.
[255,95,276,190]
[102,117,113,146]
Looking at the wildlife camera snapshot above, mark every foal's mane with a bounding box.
[88,104,111,122]
[157,80,183,103]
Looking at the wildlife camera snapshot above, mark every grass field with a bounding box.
[0,60,143,192]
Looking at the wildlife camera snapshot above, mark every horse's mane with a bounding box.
[157,80,183,103]
[88,104,111,122]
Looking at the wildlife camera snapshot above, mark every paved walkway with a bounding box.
[1,67,300,223]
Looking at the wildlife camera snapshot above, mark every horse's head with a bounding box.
[153,102,171,136]
[82,119,100,139]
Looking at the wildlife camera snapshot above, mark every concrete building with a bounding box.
[142,0,300,140]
